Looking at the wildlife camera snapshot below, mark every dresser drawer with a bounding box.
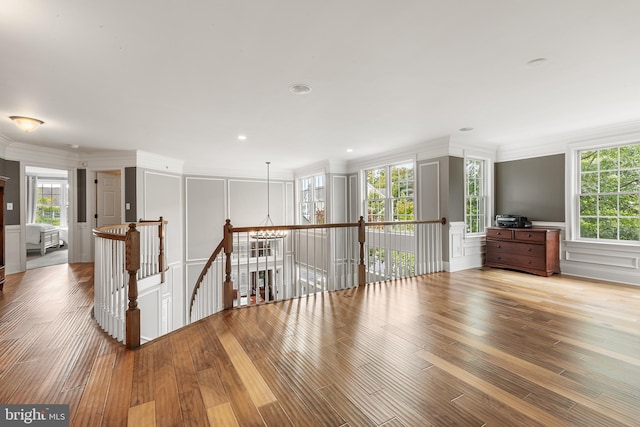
[514,230,546,242]
[0,266,4,284]
[486,240,545,257]
[485,252,546,271]
[486,228,513,240]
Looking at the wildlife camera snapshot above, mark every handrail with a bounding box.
[189,216,446,322]
[189,240,224,313]
[92,217,167,349]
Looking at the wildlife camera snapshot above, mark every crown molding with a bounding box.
[136,150,184,174]
[4,141,81,168]
[496,120,640,162]
[183,161,293,180]
[81,150,137,169]
[0,134,9,158]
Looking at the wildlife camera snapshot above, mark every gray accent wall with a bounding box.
[495,154,565,222]
[125,167,137,222]
[448,156,464,222]
[77,169,87,223]
[1,159,20,225]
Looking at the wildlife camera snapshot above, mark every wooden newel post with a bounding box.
[125,223,141,349]
[223,220,234,310]
[358,216,366,286]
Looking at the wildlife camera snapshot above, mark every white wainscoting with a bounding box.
[445,221,485,272]
[5,225,22,274]
[562,240,640,286]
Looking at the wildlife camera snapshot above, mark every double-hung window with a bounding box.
[578,143,640,242]
[364,162,415,276]
[365,162,414,224]
[299,174,325,224]
[36,181,65,226]
[465,158,487,235]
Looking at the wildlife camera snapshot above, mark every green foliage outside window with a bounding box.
[466,159,485,234]
[579,144,640,241]
[36,184,61,226]
[366,163,414,226]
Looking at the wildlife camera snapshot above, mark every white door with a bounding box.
[96,171,122,227]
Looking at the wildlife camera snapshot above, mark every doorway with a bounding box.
[95,170,122,227]
[25,166,69,269]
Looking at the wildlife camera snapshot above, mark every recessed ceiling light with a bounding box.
[346,148,353,153]
[289,84,312,95]
[459,127,474,132]
[68,144,79,149]
[237,135,247,141]
[526,57,548,67]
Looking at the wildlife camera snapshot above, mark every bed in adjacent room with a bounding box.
[26,223,61,255]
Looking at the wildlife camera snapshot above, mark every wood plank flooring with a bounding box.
[1,263,639,426]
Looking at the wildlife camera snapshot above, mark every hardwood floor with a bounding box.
[1,264,639,426]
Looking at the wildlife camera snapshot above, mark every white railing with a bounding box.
[93,218,166,348]
[190,217,445,323]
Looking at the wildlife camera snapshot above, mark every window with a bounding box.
[364,162,415,278]
[578,143,640,242]
[299,174,325,224]
[465,158,487,234]
[365,162,414,223]
[36,182,64,226]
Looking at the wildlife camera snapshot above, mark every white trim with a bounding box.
[562,240,639,285]
[447,221,484,272]
[463,153,493,237]
[5,225,22,274]
[498,120,640,162]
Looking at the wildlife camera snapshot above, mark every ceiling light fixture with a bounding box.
[237,134,247,141]
[251,162,287,240]
[289,84,312,95]
[459,127,474,132]
[9,116,44,132]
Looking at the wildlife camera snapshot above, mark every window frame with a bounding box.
[35,179,68,227]
[363,160,415,224]
[464,155,490,237]
[297,173,326,225]
[573,141,640,244]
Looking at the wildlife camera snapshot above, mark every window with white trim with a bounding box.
[578,143,640,242]
[465,158,487,235]
[365,162,414,223]
[299,174,325,224]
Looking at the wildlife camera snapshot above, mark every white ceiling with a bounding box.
[2,1,640,174]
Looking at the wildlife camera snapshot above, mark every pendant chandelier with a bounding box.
[251,162,287,240]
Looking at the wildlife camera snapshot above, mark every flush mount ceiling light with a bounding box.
[237,134,247,141]
[9,116,44,132]
[289,84,312,95]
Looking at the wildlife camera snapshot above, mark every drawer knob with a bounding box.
[528,234,532,237]
[496,244,501,248]
[528,260,532,264]
[497,232,501,235]
[528,248,532,251]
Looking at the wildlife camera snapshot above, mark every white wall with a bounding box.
[141,170,184,329]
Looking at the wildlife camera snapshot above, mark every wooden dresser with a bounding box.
[485,227,560,277]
